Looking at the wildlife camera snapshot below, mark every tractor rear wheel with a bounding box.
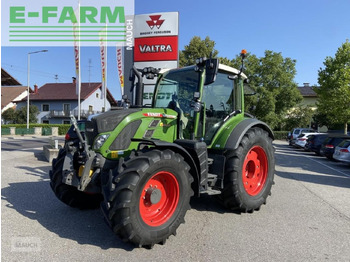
[50,148,103,209]
[101,149,193,248]
[222,127,275,212]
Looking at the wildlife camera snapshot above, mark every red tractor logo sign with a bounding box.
[146,15,164,30]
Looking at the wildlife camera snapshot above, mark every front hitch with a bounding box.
[70,115,96,192]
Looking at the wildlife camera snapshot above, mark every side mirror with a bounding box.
[204,58,219,85]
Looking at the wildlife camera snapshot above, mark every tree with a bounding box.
[13,105,39,124]
[225,51,302,129]
[2,108,16,124]
[315,40,350,134]
[179,36,219,67]
[284,106,314,131]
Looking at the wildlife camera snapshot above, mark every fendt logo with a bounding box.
[146,15,164,30]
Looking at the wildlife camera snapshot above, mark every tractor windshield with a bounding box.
[154,66,200,109]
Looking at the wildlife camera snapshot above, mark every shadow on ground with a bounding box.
[2,161,234,251]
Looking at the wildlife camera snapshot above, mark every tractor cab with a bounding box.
[152,57,247,147]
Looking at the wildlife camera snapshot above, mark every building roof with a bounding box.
[1,68,22,86]
[298,84,317,97]
[25,82,118,106]
[1,86,28,110]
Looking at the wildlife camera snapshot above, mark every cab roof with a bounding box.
[159,63,247,79]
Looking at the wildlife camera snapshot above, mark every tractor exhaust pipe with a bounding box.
[132,66,144,107]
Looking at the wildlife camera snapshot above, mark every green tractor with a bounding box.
[50,50,275,248]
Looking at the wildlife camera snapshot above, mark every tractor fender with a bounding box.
[224,118,274,150]
[132,138,201,196]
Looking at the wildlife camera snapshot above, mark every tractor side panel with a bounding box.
[207,114,245,150]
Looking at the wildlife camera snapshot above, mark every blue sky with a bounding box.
[1,0,349,101]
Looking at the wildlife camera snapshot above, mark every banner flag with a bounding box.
[99,30,107,100]
[117,47,124,95]
[73,21,80,95]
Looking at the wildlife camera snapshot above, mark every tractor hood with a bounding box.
[85,108,142,146]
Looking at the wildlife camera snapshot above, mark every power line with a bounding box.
[2,63,72,81]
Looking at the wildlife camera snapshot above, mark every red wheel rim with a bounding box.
[139,171,179,227]
[242,146,268,196]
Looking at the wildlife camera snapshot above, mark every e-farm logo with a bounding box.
[2,0,134,46]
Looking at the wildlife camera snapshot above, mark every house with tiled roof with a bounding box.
[1,68,21,86]
[17,79,118,124]
[1,68,30,114]
[297,83,318,109]
[1,86,30,113]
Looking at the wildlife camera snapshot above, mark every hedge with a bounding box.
[273,131,289,140]
[1,124,71,135]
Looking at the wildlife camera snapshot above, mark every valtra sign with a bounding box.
[133,12,178,62]
[134,36,178,61]
[133,12,178,105]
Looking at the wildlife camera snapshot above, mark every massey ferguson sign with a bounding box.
[133,12,179,105]
[134,12,178,62]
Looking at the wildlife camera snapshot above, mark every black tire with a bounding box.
[222,127,275,212]
[101,149,193,248]
[50,148,103,209]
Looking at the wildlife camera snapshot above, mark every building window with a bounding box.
[102,107,105,112]
[42,104,50,111]
[63,103,71,116]
[96,93,99,98]
[42,120,49,124]
[89,105,93,112]
[63,120,70,124]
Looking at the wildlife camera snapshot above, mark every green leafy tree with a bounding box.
[227,51,302,129]
[315,40,350,134]
[2,108,16,123]
[179,36,219,67]
[14,105,39,124]
[284,106,314,131]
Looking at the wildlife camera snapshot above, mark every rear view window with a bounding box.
[339,140,350,148]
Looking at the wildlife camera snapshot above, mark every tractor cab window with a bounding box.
[202,71,235,143]
[154,66,199,110]
[154,66,200,139]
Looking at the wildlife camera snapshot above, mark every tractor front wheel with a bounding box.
[101,149,193,248]
[222,127,275,212]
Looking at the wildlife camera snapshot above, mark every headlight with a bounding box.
[93,134,110,150]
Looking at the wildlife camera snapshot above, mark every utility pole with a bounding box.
[88,59,92,86]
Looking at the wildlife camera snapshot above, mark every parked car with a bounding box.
[65,120,86,141]
[333,139,350,164]
[294,132,318,148]
[305,134,329,155]
[288,128,316,146]
[320,135,350,160]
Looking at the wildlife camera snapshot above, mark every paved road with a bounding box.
[1,136,65,151]
[1,140,350,261]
